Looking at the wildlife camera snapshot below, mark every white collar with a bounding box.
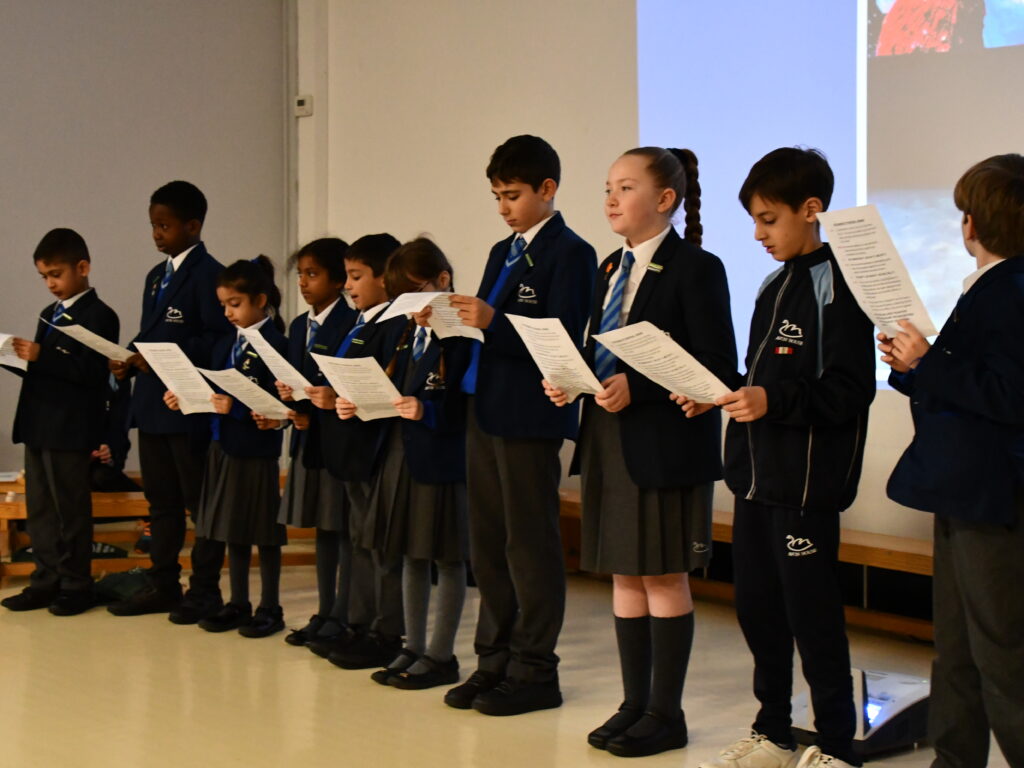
[310,297,341,326]
[361,302,389,323]
[515,213,556,249]
[962,258,1005,294]
[237,315,270,340]
[621,225,672,271]
[58,286,94,310]
[168,243,198,272]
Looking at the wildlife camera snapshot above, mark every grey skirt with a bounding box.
[579,402,712,576]
[365,423,469,562]
[278,436,350,532]
[196,441,287,547]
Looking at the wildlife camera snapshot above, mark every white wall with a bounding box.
[0,0,290,470]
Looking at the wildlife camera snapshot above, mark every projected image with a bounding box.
[870,0,1024,55]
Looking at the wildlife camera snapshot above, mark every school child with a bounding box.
[163,257,290,637]
[1,228,119,616]
[269,237,358,647]
[881,154,1024,768]
[108,180,233,620]
[365,238,472,689]
[438,135,596,715]
[695,148,875,768]
[303,233,408,669]
[544,148,736,755]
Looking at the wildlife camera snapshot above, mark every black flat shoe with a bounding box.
[328,632,403,670]
[168,590,223,625]
[390,655,460,690]
[239,605,285,638]
[587,705,645,750]
[198,602,253,633]
[48,590,98,616]
[307,625,356,659]
[443,670,503,709]
[370,648,419,686]
[107,584,182,616]
[606,711,688,757]
[472,677,562,716]
[285,614,327,646]
[1,587,58,612]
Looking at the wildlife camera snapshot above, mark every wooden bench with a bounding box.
[558,489,935,642]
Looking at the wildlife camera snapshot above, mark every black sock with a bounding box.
[258,545,281,609]
[614,615,652,711]
[647,613,694,720]
[315,529,340,616]
[227,543,251,606]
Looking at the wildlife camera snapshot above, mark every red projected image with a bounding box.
[872,0,985,55]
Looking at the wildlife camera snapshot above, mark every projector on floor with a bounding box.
[792,668,930,760]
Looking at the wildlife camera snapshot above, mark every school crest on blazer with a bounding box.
[165,306,184,323]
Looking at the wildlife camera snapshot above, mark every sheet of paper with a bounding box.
[310,353,402,421]
[375,292,484,343]
[134,342,216,414]
[593,321,730,404]
[817,204,937,337]
[239,328,311,401]
[0,333,27,371]
[198,367,292,421]
[44,321,135,362]
[505,315,601,403]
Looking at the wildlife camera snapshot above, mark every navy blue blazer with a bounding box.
[318,309,408,482]
[887,256,1024,524]
[473,212,596,441]
[574,228,737,488]
[284,300,358,466]
[10,289,120,452]
[387,329,470,485]
[208,321,289,460]
[129,242,233,436]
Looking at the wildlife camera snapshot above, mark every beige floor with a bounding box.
[0,571,1010,768]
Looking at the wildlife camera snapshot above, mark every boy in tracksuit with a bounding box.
[698,148,875,768]
[882,154,1024,768]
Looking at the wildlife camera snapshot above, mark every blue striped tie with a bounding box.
[506,235,526,267]
[230,335,246,366]
[335,313,366,357]
[412,325,427,362]
[306,319,320,352]
[155,259,174,304]
[45,302,67,337]
[593,250,635,381]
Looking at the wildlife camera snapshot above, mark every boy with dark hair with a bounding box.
[698,147,875,768]
[1,228,119,616]
[882,153,1024,768]
[439,135,596,715]
[107,180,233,620]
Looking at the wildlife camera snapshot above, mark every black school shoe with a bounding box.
[48,589,98,616]
[307,624,357,659]
[472,677,562,716]
[198,602,253,633]
[391,655,460,690]
[1,587,58,612]
[168,590,224,625]
[107,584,183,616]
[328,632,403,670]
[238,605,285,638]
[285,614,327,646]
[371,648,420,686]
[443,670,503,709]
[605,711,688,757]
[587,705,645,749]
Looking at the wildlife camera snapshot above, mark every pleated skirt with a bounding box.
[579,402,712,576]
[277,435,349,531]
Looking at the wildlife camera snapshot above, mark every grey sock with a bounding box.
[401,556,431,657]
[406,560,466,674]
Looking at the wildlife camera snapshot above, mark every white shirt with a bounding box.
[601,225,673,319]
[362,302,389,324]
[962,258,1005,294]
[167,244,197,274]
[307,297,341,346]
[516,213,556,250]
[58,286,94,310]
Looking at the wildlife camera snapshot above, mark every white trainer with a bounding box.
[697,733,799,768]
[794,746,856,768]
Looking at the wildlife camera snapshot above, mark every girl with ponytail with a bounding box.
[165,255,291,638]
[544,147,737,757]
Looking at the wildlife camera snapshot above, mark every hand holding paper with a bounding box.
[45,321,134,362]
[506,315,601,403]
[135,342,216,414]
[817,204,937,337]
[375,292,485,342]
[198,367,292,420]
[592,321,730,404]
[0,333,28,371]
[310,353,402,421]
[240,328,312,400]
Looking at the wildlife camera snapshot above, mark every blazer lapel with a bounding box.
[627,229,678,324]
[140,244,205,335]
[406,334,442,392]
